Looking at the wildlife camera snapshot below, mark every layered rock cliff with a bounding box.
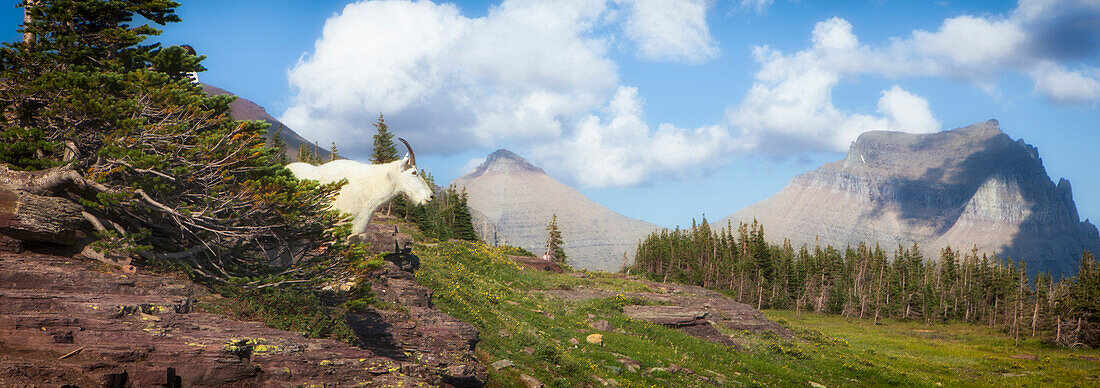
[452,150,660,272]
[723,120,1099,276]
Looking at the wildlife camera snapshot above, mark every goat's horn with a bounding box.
[397,137,416,167]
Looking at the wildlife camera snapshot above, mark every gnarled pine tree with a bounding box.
[0,0,359,286]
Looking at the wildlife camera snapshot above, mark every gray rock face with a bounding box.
[452,149,660,272]
[723,119,1099,276]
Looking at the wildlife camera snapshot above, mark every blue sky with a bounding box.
[3,0,1098,229]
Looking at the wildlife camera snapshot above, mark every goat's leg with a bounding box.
[345,209,374,244]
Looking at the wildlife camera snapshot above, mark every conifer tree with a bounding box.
[297,141,324,165]
[369,114,401,215]
[269,126,288,165]
[545,213,566,264]
[371,114,398,164]
[451,189,478,241]
[0,0,354,285]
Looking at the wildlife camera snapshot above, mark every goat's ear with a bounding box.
[400,154,413,169]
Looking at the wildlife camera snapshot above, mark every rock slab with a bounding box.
[623,306,710,327]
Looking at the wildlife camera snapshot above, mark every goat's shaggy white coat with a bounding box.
[286,156,433,236]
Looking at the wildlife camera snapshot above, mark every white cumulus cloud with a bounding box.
[877,85,941,134]
[280,0,1099,188]
[728,18,940,153]
[534,87,735,187]
[722,0,1100,153]
[620,0,719,63]
[1029,62,1100,104]
[282,0,617,156]
[812,0,1100,102]
[281,0,724,188]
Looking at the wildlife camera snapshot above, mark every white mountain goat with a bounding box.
[286,138,433,240]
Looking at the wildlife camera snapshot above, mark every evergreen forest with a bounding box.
[627,218,1100,348]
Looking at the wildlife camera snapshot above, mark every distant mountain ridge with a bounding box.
[722,119,1100,276]
[452,149,660,271]
[201,83,330,162]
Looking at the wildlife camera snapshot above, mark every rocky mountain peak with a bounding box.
[726,119,1098,276]
[453,149,658,271]
[470,149,545,176]
[840,118,1035,183]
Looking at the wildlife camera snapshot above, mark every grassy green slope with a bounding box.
[414,240,1100,387]
[768,310,1100,387]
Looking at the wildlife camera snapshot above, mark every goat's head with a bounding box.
[394,138,434,205]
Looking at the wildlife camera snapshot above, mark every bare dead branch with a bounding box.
[107,159,176,181]
[82,211,108,233]
[253,279,312,289]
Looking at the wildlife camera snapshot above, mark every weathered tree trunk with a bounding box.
[1013,300,1019,347]
[1056,315,1062,345]
[991,299,998,329]
[23,0,37,44]
[0,165,104,245]
[0,185,84,244]
[737,271,745,301]
[1031,298,1040,337]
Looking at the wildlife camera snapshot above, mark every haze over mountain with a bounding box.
[201,83,330,162]
[452,149,660,271]
[722,120,1100,276]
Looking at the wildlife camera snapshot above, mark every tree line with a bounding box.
[626,218,1100,348]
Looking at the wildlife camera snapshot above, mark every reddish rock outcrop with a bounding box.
[543,276,792,346]
[622,306,710,327]
[507,255,564,273]
[349,261,486,386]
[0,251,484,387]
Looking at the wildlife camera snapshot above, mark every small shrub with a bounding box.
[499,245,536,257]
[536,343,561,364]
[344,281,378,311]
[198,286,358,344]
[799,329,849,347]
[766,342,810,360]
